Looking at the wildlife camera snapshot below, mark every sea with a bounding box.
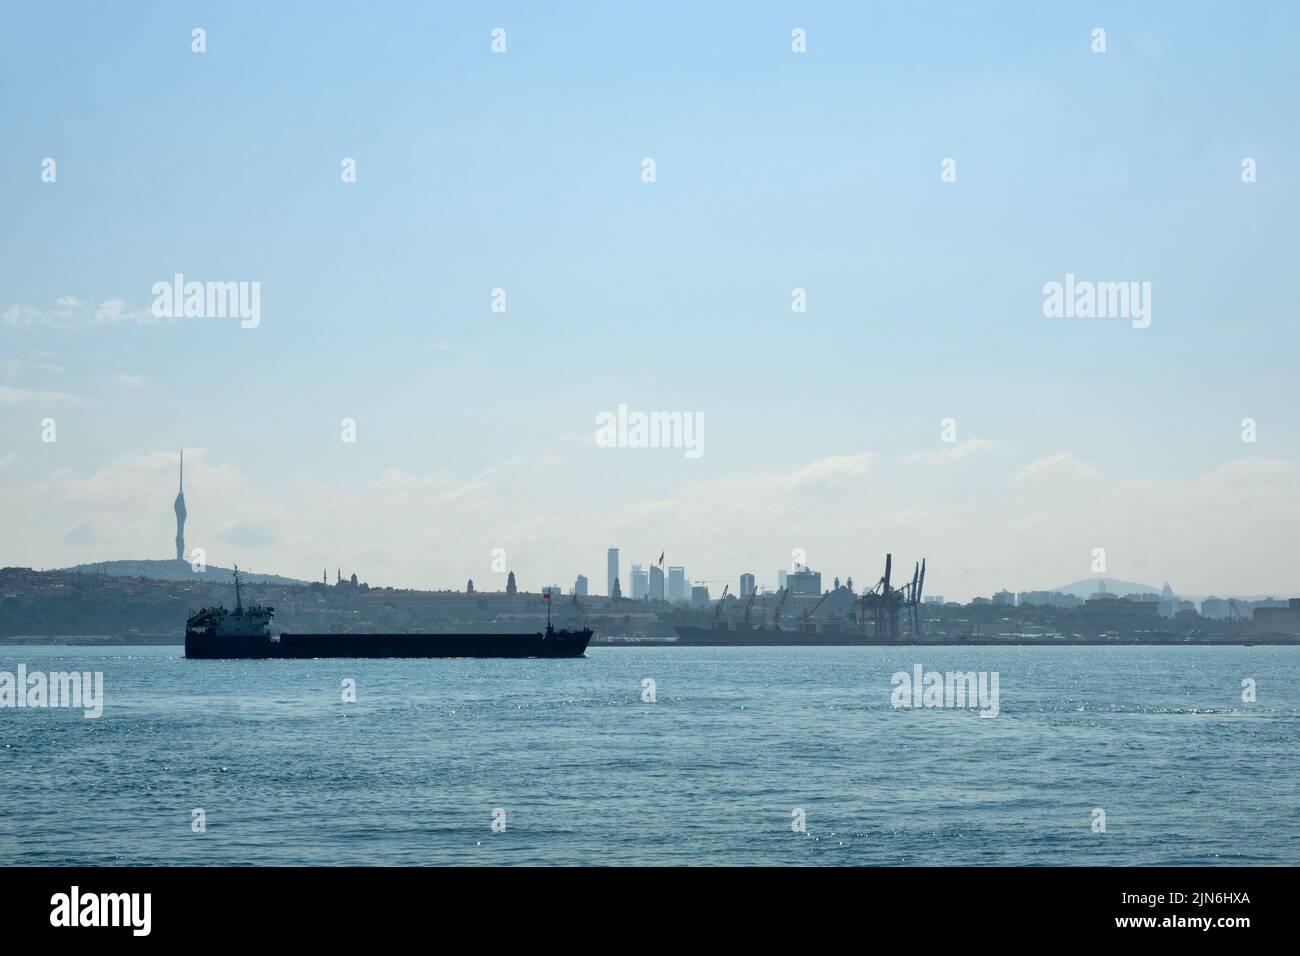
[1,644,1296,866]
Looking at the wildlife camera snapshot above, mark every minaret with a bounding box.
[173,447,187,561]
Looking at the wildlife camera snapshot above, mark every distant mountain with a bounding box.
[1051,577,1167,599]
[60,559,309,587]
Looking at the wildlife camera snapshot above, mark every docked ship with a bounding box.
[185,568,593,659]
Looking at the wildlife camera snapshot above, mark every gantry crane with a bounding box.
[799,590,832,631]
[742,586,760,629]
[772,587,790,629]
[861,554,926,642]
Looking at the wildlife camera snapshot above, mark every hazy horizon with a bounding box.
[3,2,1298,601]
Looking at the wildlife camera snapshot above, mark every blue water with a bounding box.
[1,645,1296,866]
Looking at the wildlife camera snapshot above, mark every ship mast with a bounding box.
[233,564,243,612]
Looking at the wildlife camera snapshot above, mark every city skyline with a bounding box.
[3,1,1299,890]
[3,4,1298,601]
[1,441,1296,602]
[17,454,1285,608]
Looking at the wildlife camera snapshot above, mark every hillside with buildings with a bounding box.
[2,563,1297,645]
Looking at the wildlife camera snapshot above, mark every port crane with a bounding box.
[712,584,730,629]
[800,590,832,631]
[741,586,760,629]
[860,554,926,641]
[772,587,790,628]
[902,559,926,635]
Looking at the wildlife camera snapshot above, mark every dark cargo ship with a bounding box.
[185,569,592,659]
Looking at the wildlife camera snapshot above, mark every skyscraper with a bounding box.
[649,564,665,601]
[173,448,187,561]
[667,566,686,603]
[788,566,822,595]
[607,547,619,597]
[630,564,648,600]
[575,574,589,597]
[739,573,756,598]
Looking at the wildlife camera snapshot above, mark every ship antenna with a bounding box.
[233,564,243,612]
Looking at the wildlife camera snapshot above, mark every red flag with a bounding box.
[658,551,664,566]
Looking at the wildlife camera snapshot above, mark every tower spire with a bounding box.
[173,447,188,562]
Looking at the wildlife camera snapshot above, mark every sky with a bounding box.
[2,1,1298,601]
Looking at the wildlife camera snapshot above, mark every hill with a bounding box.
[59,559,309,587]
[1050,577,1167,599]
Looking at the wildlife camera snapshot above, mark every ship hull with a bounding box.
[674,625,869,646]
[186,628,593,659]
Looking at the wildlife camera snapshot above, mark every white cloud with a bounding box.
[0,384,86,408]
[901,438,1001,465]
[2,448,1297,602]
[1013,451,1100,486]
[64,512,119,546]
[782,453,876,489]
[557,430,598,447]
[3,295,161,329]
[1,357,65,375]
[25,449,240,505]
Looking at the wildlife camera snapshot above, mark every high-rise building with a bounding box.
[575,574,589,597]
[1200,597,1233,619]
[778,569,788,590]
[1159,581,1177,618]
[173,447,187,561]
[607,548,619,597]
[1254,599,1300,635]
[649,565,665,601]
[739,573,756,598]
[630,564,648,600]
[667,566,687,603]
[690,584,711,608]
[788,567,821,595]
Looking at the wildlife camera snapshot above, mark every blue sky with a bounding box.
[2,1,1298,599]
